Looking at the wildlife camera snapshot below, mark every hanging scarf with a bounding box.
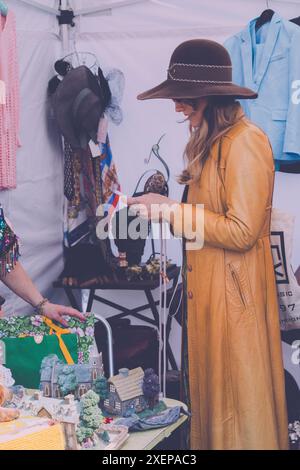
[0,206,20,277]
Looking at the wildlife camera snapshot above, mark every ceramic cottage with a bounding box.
[103,368,147,416]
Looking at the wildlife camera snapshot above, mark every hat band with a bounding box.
[168,63,232,84]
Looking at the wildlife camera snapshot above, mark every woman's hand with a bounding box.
[42,302,86,327]
[127,193,178,221]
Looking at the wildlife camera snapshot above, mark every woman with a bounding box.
[128,39,288,450]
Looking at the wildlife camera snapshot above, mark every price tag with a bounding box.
[89,140,101,158]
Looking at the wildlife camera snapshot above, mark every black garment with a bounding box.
[64,141,75,201]
[112,206,150,266]
[278,161,300,174]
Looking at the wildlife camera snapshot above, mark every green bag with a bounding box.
[0,313,96,389]
[3,334,78,389]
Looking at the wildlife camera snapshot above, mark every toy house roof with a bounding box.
[40,364,93,384]
[23,396,80,425]
[108,367,144,402]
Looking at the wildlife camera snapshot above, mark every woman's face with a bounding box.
[173,97,208,128]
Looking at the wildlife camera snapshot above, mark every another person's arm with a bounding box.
[0,261,85,326]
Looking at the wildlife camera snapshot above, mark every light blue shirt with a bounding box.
[224,13,300,165]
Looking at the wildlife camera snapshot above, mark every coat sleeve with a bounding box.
[165,127,274,252]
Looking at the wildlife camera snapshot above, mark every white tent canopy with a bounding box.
[1,0,300,371]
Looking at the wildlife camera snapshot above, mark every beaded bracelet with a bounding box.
[34,298,49,316]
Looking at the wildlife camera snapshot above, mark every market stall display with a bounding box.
[0,0,299,452]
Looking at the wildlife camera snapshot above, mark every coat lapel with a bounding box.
[254,14,281,90]
[240,13,282,92]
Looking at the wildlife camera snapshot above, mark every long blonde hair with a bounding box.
[178,97,244,185]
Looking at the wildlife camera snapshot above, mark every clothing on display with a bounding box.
[48,60,123,284]
[0,10,20,190]
[60,140,120,284]
[224,12,300,167]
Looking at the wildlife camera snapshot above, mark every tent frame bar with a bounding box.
[75,0,148,16]
[13,0,149,17]
[13,0,58,15]
[13,0,150,55]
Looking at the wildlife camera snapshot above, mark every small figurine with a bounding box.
[100,430,110,444]
[103,417,113,425]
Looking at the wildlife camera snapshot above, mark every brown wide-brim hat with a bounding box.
[137,39,257,101]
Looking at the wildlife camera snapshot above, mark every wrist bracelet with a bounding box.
[34,298,49,316]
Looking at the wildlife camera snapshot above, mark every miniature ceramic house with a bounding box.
[10,392,80,450]
[40,348,104,400]
[103,368,147,416]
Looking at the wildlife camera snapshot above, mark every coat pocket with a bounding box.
[227,262,255,320]
[229,263,248,309]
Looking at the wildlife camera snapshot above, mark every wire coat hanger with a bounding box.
[62,51,99,74]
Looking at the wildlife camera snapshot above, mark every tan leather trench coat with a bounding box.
[168,118,288,450]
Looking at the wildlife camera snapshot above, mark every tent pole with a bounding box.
[60,0,70,56]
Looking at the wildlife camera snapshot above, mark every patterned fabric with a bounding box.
[63,141,75,201]
[63,134,121,249]
[0,206,20,277]
[64,145,97,248]
[100,135,121,215]
[0,11,20,190]
[116,406,182,431]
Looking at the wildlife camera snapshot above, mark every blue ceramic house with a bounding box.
[103,368,147,416]
[40,349,104,399]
